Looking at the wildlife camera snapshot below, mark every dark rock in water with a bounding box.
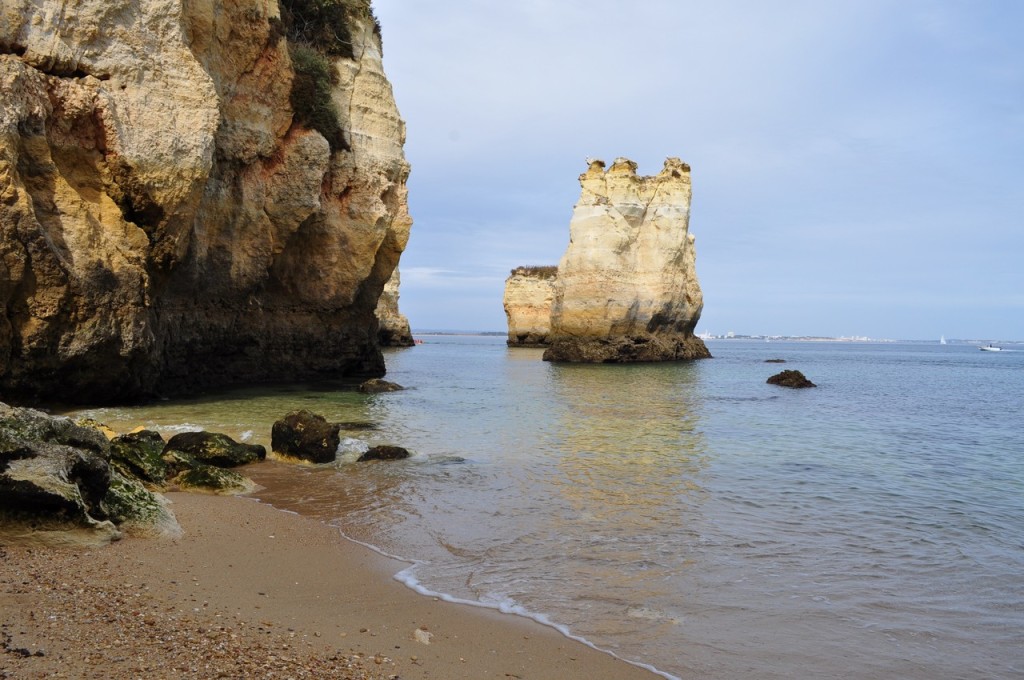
[338,421,378,431]
[110,430,167,484]
[163,431,266,468]
[543,335,712,363]
[358,378,405,393]
[271,411,341,464]
[765,358,786,363]
[767,370,816,388]
[357,445,411,462]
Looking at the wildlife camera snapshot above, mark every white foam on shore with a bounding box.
[151,422,205,433]
[335,528,682,680]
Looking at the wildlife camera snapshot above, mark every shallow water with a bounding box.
[72,338,1024,679]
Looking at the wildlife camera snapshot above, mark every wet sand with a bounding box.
[1,492,660,679]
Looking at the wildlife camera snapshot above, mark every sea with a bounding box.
[69,337,1024,680]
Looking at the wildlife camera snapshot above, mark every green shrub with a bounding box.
[289,42,348,152]
[279,0,375,58]
[512,266,559,280]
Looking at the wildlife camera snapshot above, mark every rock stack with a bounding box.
[503,266,557,347]
[503,158,710,363]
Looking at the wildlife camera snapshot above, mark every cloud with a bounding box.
[374,0,1024,339]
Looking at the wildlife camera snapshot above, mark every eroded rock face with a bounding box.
[376,267,414,347]
[542,158,711,363]
[0,0,411,403]
[503,266,556,347]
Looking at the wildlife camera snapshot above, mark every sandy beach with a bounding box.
[1,491,661,680]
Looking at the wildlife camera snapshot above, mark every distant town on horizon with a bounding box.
[410,330,1021,345]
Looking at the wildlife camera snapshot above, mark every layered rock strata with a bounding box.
[0,0,411,403]
[539,158,710,363]
[503,266,556,347]
[375,267,414,346]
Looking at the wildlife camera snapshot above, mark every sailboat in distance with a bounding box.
[940,335,947,345]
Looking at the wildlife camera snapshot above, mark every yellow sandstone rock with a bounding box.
[0,0,411,402]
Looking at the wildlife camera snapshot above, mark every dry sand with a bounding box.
[1,492,661,679]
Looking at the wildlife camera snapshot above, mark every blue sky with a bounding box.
[372,1,1023,340]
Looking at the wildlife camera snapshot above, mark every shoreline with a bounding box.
[1,490,663,680]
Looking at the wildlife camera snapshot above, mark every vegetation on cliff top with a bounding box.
[278,0,379,152]
[511,266,559,279]
[287,42,348,152]
[278,0,379,58]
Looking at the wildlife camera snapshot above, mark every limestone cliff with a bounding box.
[503,266,555,347]
[0,0,411,403]
[542,158,710,363]
[375,266,413,346]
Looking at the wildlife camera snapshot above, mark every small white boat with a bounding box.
[940,335,946,345]
[980,344,1002,352]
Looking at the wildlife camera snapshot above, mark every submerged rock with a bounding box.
[357,445,411,462]
[358,378,405,393]
[163,432,266,468]
[767,370,816,388]
[271,411,342,464]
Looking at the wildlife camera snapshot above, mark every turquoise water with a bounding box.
[73,337,1024,679]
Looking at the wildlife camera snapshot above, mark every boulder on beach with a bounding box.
[767,370,816,388]
[271,411,342,464]
[170,465,257,495]
[163,432,266,468]
[0,403,177,543]
[358,378,405,393]
[110,430,168,484]
[357,445,411,462]
[102,472,180,538]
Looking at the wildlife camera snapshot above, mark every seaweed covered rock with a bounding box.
[0,403,177,543]
[767,370,816,388]
[171,465,256,495]
[271,411,341,464]
[110,430,168,484]
[357,444,411,462]
[102,472,180,538]
[163,432,266,468]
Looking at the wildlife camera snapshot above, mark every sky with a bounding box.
[372,0,1024,341]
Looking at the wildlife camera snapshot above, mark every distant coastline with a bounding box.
[412,330,1021,345]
